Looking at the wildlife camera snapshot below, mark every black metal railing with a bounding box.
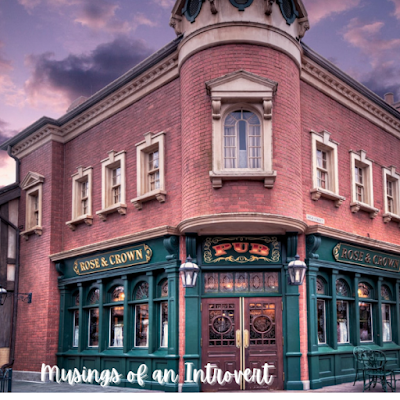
[0,368,12,392]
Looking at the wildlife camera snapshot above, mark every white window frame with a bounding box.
[206,70,277,189]
[160,301,168,348]
[317,299,326,345]
[96,150,127,221]
[131,131,166,210]
[20,171,44,240]
[66,166,93,230]
[382,166,400,226]
[336,300,350,344]
[349,150,379,218]
[310,130,345,207]
[381,303,392,342]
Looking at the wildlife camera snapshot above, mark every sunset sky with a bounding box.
[0,0,400,187]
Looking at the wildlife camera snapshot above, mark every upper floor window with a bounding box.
[310,130,344,207]
[206,70,277,189]
[96,150,127,221]
[67,166,93,230]
[20,171,45,240]
[350,150,378,218]
[382,166,400,225]
[131,131,166,210]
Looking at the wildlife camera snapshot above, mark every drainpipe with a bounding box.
[1,145,21,370]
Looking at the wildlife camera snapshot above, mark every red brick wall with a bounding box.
[180,44,303,221]
[62,79,182,251]
[301,81,400,244]
[15,141,64,371]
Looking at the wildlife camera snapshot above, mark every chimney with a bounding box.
[384,92,394,105]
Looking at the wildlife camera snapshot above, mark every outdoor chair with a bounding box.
[363,350,394,392]
[353,346,370,386]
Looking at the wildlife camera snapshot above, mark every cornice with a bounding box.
[9,51,179,159]
[301,55,400,139]
[178,212,308,234]
[49,225,180,261]
[306,225,400,255]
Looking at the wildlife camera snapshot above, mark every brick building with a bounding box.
[1,0,400,392]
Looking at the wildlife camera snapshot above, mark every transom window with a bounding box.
[224,110,261,169]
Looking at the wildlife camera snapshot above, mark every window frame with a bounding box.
[131,131,166,210]
[206,70,278,189]
[96,150,127,221]
[349,150,379,218]
[382,166,400,225]
[67,166,93,230]
[310,130,344,207]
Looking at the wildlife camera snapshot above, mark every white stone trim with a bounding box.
[382,166,400,227]
[310,130,345,207]
[301,57,400,139]
[206,70,277,189]
[131,132,166,210]
[10,52,179,159]
[96,150,127,221]
[349,150,379,218]
[66,166,93,230]
[20,172,45,240]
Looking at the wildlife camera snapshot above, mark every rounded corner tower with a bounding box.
[170,0,311,236]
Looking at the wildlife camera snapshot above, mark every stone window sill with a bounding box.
[209,170,277,189]
[350,202,379,219]
[131,189,167,210]
[96,203,127,221]
[310,188,345,207]
[20,226,43,241]
[383,212,400,226]
[66,215,93,231]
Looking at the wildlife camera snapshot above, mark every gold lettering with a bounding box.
[233,242,249,253]
[115,254,122,264]
[341,249,347,258]
[354,251,359,261]
[90,260,96,269]
[347,250,353,259]
[383,257,388,267]
[95,258,100,268]
[109,255,115,265]
[120,253,127,263]
[80,262,86,271]
[359,252,364,262]
[135,249,143,259]
[373,255,379,265]
[249,243,270,256]
[85,261,91,270]
[101,257,108,267]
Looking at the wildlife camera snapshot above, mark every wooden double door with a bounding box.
[201,297,283,391]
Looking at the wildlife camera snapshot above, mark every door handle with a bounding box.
[244,329,249,348]
[236,330,241,348]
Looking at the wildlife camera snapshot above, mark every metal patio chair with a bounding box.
[363,350,394,392]
[353,346,370,386]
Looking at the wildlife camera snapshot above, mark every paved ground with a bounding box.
[6,376,399,393]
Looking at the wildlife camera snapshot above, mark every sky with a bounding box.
[0,0,399,187]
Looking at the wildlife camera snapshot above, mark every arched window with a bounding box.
[87,288,100,347]
[133,282,149,347]
[224,110,261,169]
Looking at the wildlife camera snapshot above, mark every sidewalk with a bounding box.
[8,377,399,393]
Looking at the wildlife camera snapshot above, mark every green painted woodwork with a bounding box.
[277,0,299,25]
[56,237,180,392]
[229,0,254,11]
[306,234,400,390]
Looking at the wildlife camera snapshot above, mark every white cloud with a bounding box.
[303,0,361,25]
[132,12,158,31]
[389,0,400,19]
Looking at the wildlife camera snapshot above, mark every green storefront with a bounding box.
[182,233,304,392]
[55,236,180,391]
[306,235,400,389]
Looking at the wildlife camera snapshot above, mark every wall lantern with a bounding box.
[0,285,32,306]
[180,255,200,288]
[287,255,307,286]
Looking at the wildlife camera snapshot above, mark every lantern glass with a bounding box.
[180,256,199,288]
[0,287,7,306]
[288,256,307,286]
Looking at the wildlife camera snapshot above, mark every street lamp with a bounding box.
[0,285,7,306]
[0,286,32,306]
[180,255,200,288]
[287,255,307,286]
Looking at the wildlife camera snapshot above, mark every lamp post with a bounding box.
[287,254,307,286]
[0,285,7,306]
[179,255,200,288]
[0,286,32,305]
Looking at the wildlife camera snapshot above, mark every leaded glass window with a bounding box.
[336,279,350,297]
[316,277,326,295]
[135,304,149,347]
[359,302,373,342]
[317,299,326,344]
[134,282,149,300]
[358,283,372,299]
[160,302,168,348]
[337,301,349,343]
[88,308,99,346]
[161,280,168,297]
[112,286,125,302]
[74,293,80,306]
[382,304,392,342]
[381,285,391,301]
[110,306,124,347]
[88,288,100,304]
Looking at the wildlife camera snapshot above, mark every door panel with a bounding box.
[201,298,241,391]
[244,298,283,390]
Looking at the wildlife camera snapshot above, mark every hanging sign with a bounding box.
[203,236,281,264]
[333,243,400,272]
[73,244,152,276]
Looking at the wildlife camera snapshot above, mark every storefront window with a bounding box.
[72,293,79,347]
[88,288,100,347]
[336,301,349,343]
[317,299,326,344]
[160,280,168,348]
[135,304,149,347]
[359,302,373,342]
[382,304,392,342]
[109,286,124,347]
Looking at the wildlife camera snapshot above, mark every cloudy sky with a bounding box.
[0,0,399,187]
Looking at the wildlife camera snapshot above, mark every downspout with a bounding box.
[2,145,21,369]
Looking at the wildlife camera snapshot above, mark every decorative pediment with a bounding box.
[20,171,45,191]
[206,70,278,99]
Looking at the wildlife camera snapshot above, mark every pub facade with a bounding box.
[1,0,400,392]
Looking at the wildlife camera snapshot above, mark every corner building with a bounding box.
[2,0,400,392]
